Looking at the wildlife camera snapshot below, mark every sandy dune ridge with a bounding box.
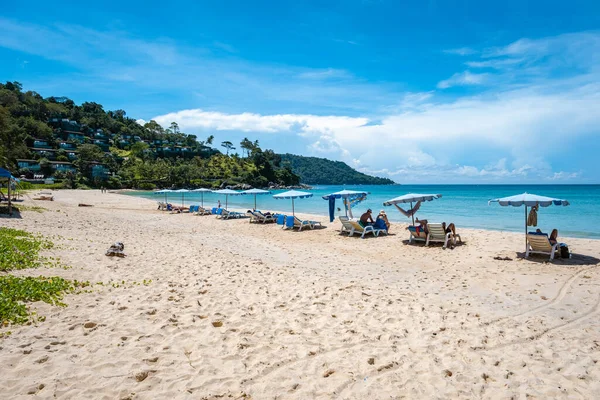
[0,190,599,399]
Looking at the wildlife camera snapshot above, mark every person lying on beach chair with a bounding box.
[167,203,186,213]
[393,202,421,217]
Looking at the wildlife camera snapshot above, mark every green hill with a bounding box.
[280,154,395,185]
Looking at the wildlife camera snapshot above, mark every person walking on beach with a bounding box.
[217,200,221,209]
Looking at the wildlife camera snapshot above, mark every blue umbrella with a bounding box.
[322,189,369,220]
[154,189,173,204]
[173,189,190,207]
[243,188,271,210]
[273,190,313,216]
[489,192,570,250]
[213,189,242,210]
[191,188,212,208]
[383,193,442,225]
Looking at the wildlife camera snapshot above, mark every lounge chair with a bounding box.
[189,205,200,214]
[157,202,167,211]
[407,226,428,243]
[221,210,244,219]
[196,206,211,216]
[339,216,353,234]
[247,210,258,222]
[526,233,560,260]
[293,216,321,231]
[426,223,461,249]
[253,211,275,223]
[213,208,223,218]
[347,220,386,238]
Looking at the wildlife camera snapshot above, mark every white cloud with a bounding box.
[153,109,369,134]
[136,119,147,126]
[444,47,477,56]
[298,68,352,80]
[437,71,489,89]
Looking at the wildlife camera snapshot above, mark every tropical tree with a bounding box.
[206,135,214,145]
[221,140,235,155]
[240,137,254,158]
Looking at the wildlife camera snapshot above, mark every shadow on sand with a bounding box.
[515,251,600,266]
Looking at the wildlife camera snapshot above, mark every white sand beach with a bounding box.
[1,190,599,399]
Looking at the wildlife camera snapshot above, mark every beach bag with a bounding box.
[560,244,570,258]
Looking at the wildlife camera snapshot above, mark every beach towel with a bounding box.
[527,204,539,227]
[374,218,387,230]
[329,197,335,222]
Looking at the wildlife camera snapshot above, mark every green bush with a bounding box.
[137,182,156,190]
[106,176,122,189]
[0,276,81,325]
[0,227,54,272]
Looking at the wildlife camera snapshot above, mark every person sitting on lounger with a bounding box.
[360,209,375,226]
[549,229,558,245]
[377,210,390,230]
[442,222,457,236]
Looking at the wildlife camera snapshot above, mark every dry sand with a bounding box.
[1,190,599,399]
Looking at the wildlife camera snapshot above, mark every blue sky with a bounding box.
[1,1,600,183]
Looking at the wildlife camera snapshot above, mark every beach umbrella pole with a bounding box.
[254,194,257,210]
[8,178,11,216]
[411,202,415,226]
[525,205,528,252]
[201,193,204,208]
[292,198,295,216]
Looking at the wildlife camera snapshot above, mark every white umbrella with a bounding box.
[322,189,369,220]
[154,189,173,203]
[191,188,212,207]
[489,192,570,250]
[212,189,242,210]
[273,190,313,216]
[173,189,190,207]
[383,193,442,225]
[243,188,271,210]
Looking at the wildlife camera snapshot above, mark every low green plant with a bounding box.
[0,276,80,325]
[14,205,47,213]
[0,228,55,272]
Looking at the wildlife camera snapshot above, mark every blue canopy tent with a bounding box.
[383,193,442,226]
[489,192,570,250]
[213,189,242,210]
[243,188,271,210]
[273,190,313,216]
[322,189,369,222]
[0,167,16,214]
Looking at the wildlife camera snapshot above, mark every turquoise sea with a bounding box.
[125,185,600,239]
